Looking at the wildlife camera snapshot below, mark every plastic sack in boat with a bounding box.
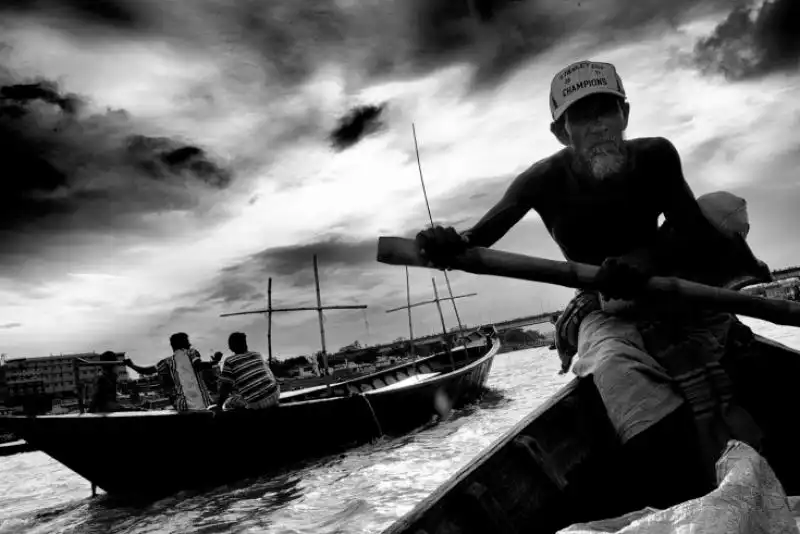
[557,440,800,534]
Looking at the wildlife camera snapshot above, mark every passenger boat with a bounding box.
[0,327,499,501]
[375,236,800,534]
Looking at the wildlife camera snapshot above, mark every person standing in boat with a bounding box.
[124,333,213,411]
[415,60,770,504]
[88,351,123,413]
[210,332,280,411]
[200,351,223,402]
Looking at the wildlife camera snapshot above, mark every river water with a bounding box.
[1,318,797,534]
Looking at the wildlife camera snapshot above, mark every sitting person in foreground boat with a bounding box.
[124,333,213,412]
[416,59,771,507]
[209,332,280,412]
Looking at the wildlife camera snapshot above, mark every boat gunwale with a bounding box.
[363,336,500,397]
[0,336,500,423]
[381,333,800,533]
[279,348,447,401]
[382,374,581,532]
[280,332,498,402]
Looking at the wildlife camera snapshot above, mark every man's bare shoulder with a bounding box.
[626,136,680,159]
[511,147,569,192]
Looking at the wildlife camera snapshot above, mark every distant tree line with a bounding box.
[503,328,546,346]
[269,340,385,377]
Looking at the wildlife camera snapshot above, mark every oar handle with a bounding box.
[376,236,800,327]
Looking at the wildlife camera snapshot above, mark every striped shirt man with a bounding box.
[218,351,279,408]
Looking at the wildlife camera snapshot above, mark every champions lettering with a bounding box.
[562,77,608,97]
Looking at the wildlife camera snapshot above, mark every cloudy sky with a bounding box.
[1,0,798,365]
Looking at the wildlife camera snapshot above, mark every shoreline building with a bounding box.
[0,352,130,405]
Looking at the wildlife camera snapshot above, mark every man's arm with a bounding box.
[124,359,157,376]
[657,140,718,238]
[461,163,547,248]
[188,349,211,372]
[648,139,743,266]
[215,363,235,408]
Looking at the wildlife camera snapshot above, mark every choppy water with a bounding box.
[1,318,797,534]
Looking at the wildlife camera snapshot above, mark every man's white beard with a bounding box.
[584,144,626,180]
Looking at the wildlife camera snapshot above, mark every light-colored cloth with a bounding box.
[555,289,601,374]
[571,310,684,442]
[222,389,280,411]
[156,348,212,411]
[557,440,800,534]
[638,310,764,484]
[697,191,750,239]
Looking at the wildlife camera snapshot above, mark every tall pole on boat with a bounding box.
[405,266,416,360]
[267,277,273,365]
[412,124,467,340]
[386,288,477,359]
[313,254,331,388]
[386,292,478,313]
[432,277,456,371]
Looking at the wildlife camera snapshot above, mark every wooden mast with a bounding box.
[386,275,476,362]
[313,254,330,382]
[221,256,367,386]
[411,123,469,343]
[432,278,457,371]
[385,292,478,313]
[405,266,415,360]
[267,277,273,365]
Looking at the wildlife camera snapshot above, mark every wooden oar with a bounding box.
[376,236,800,327]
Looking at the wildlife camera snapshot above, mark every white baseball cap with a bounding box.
[549,60,627,121]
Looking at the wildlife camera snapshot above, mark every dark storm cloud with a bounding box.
[397,172,517,237]
[0,77,233,271]
[252,236,378,276]
[201,235,378,308]
[2,0,146,29]
[204,278,265,307]
[403,0,742,89]
[2,0,749,94]
[329,104,386,151]
[693,0,800,80]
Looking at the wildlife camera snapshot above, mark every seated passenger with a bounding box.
[124,333,212,411]
[212,332,280,411]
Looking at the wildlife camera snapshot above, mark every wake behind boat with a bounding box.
[0,327,499,501]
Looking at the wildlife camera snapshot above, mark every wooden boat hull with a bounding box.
[381,323,800,534]
[0,333,499,501]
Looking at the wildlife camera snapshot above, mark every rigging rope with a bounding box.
[359,393,383,439]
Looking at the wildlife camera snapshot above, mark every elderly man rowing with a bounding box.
[416,60,771,508]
